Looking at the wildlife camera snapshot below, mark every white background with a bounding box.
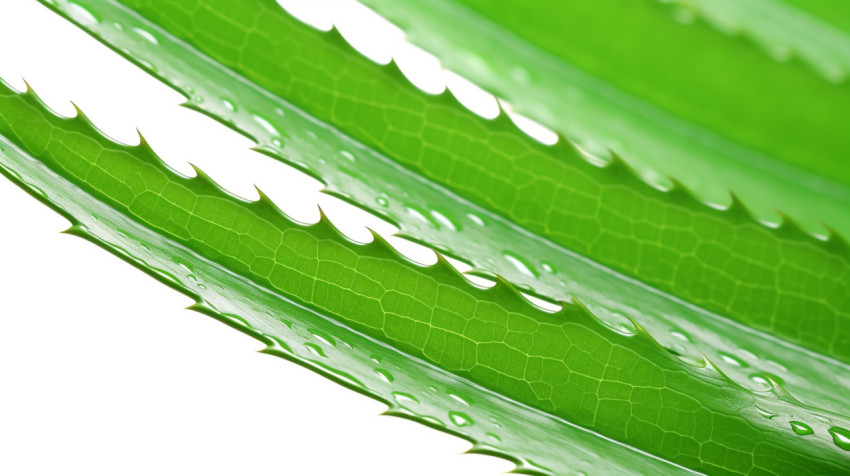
[0,0,515,474]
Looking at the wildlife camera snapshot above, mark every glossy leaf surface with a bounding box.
[2,0,849,473]
[2,80,850,475]
[38,0,850,365]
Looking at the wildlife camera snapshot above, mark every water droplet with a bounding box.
[68,2,99,24]
[311,332,335,347]
[341,150,355,162]
[448,411,473,427]
[670,329,690,342]
[829,427,850,450]
[133,27,158,45]
[541,262,554,273]
[193,96,204,104]
[374,368,393,383]
[718,352,747,367]
[134,57,157,72]
[304,342,325,358]
[755,405,777,419]
[112,22,123,31]
[271,138,282,148]
[197,283,207,289]
[376,195,389,207]
[504,252,537,277]
[391,392,419,405]
[406,207,431,225]
[750,372,784,391]
[252,114,279,135]
[790,421,813,436]
[467,213,485,226]
[448,393,470,406]
[430,210,458,231]
[222,99,236,112]
[486,432,501,443]
[750,374,773,390]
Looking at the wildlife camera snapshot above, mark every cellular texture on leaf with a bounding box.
[38,0,850,364]
[2,0,849,473]
[2,80,850,475]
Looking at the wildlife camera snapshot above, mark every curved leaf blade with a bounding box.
[2,80,850,475]
[39,0,850,366]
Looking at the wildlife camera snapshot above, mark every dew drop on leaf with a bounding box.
[448,411,473,427]
[790,421,813,436]
[304,342,325,358]
[448,393,470,406]
[504,252,537,277]
[829,427,850,450]
[252,114,279,135]
[68,2,99,24]
[374,368,393,383]
[132,27,158,45]
[430,209,458,231]
[391,392,419,405]
[718,352,747,368]
[466,213,485,226]
[755,405,777,419]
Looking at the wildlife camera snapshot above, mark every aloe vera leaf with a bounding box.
[4,79,850,475]
[27,0,850,423]
[39,0,850,368]
[0,90,686,476]
[359,0,850,239]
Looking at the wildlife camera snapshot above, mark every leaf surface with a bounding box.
[2,79,850,475]
[6,0,850,472]
[38,0,850,366]
[360,0,850,238]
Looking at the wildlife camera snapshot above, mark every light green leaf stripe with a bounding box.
[2,80,850,475]
[39,0,850,365]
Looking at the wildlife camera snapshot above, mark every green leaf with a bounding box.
[37,0,850,366]
[7,0,850,472]
[2,78,850,475]
[360,0,850,238]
